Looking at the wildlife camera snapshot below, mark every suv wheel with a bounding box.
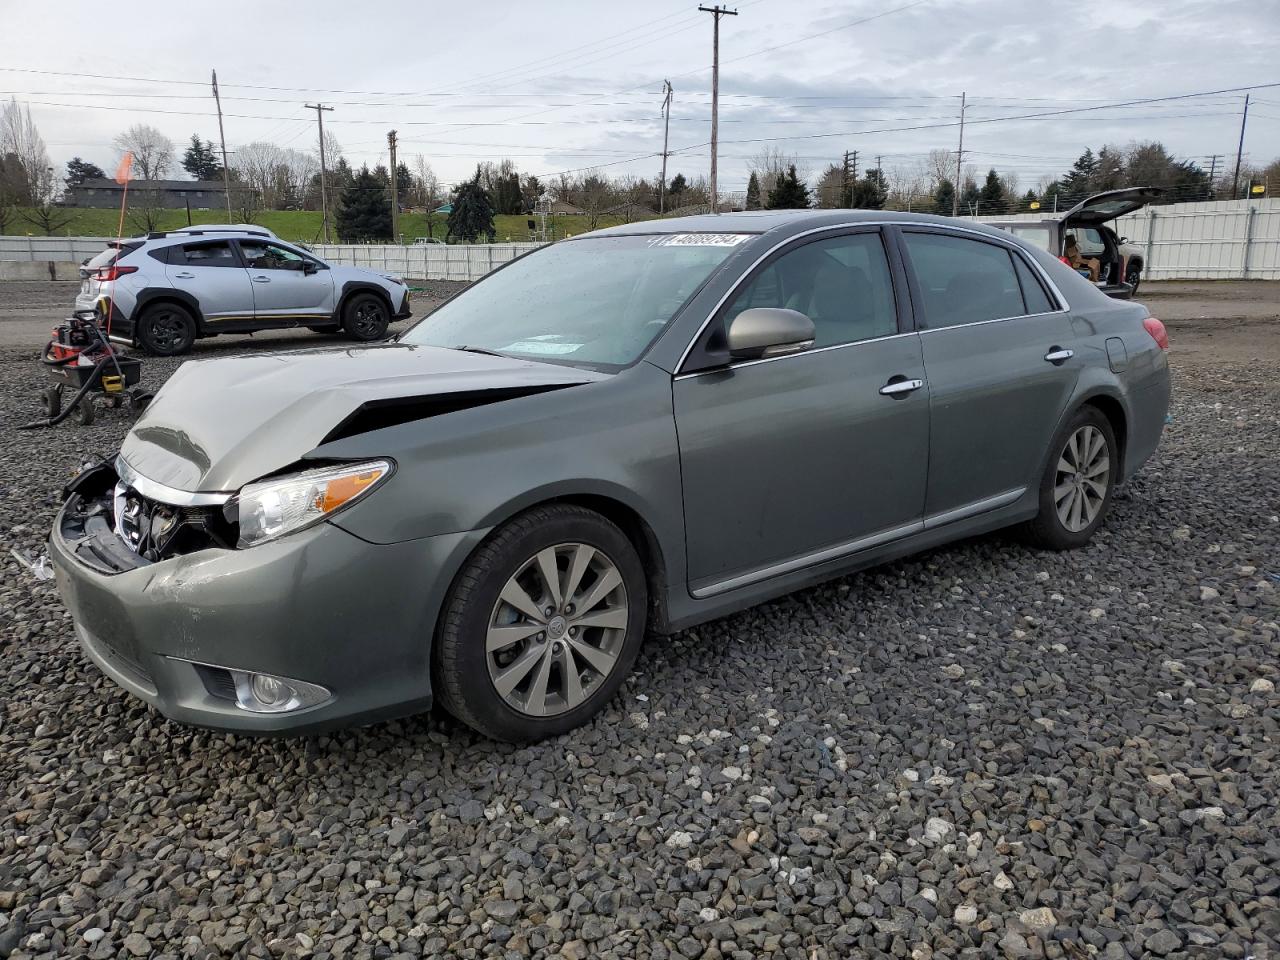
[342,293,390,342]
[1126,262,1142,295]
[1023,406,1117,550]
[433,505,648,742]
[137,302,197,356]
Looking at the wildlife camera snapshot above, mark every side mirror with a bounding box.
[302,260,318,275]
[727,308,816,360]
[1119,237,1129,244]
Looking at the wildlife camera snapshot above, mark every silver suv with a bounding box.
[76,225,411,356]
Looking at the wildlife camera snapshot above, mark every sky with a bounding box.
[3,0,1279,197]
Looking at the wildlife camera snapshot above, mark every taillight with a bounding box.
[94,265,138,282]
[1143,316,1169,350]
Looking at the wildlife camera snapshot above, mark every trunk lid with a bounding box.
[120,343,606,491]
[1060,187,1163,226]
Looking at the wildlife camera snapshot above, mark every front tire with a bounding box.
[341,293,390,342]
[434,505,648,742]
[137,302,197,356]
[1023,406,1117,550]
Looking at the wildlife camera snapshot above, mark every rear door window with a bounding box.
[901,231,1028,328]
[175,240,240,267]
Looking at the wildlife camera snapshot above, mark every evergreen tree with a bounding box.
[1022,189,1039,209]
[766,165,810,209]
[64,157,106,189]
[521,174,543,213]
[745,171,761,210]
[181,135,221,180]
[851,168,888,209]
[394,162,413,201]
[932,178,955,215]
[977,168,1005,214]
[336,166,392,241]
[959,178,981,215]
[668,173,687,202]
[1058,148,1099,202]
[448,169,496,242]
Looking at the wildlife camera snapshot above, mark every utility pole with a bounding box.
[1231,94,1250,200]
[1206,153,1222,193]
[306,102,334,242]
[841,150,858,207]
[659,80,673,215]
[951,91,966,217]
[699,4,737,213]
[211,70,234,222]
[387,129,399,243]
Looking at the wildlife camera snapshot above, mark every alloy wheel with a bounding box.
[148,311,186,351]
[486,542,629,718]
[352,301,385,339]
[1054,424,1110,532]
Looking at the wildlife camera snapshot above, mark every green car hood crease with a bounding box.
[121,344,606,492]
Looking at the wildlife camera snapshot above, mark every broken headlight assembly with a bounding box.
[232,460,392,548]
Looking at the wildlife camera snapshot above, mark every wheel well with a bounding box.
[551,494,672,634]
[1082,395,1127,474]
[136,295,203,334]
[338,285,393,320]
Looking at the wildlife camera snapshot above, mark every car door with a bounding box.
[898,227,1078,524]
[673,228,930,598]
[164,239,255,322]
[236,240,335,325]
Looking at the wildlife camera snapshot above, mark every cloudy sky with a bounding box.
[4,0,1279,196]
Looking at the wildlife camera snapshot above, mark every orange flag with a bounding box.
[114,152,134,185]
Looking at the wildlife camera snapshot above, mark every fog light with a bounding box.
[229,669,331,714]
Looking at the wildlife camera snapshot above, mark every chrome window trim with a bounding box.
[115,456,232,507]
[673,219,1071,375]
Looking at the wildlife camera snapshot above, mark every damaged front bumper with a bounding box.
[50,459,475,733]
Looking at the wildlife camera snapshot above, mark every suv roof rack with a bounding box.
[144,224,278,241]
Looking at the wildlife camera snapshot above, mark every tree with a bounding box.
[766,164,810,209]
[65,157,106,190]
[1057,148,1099,203]
[745,171,761,210]
[521,174,543,213]
[21,203,74,235]
[181,135,221,180]
[337,166,392,241]
[480,159,522,215]
[413,156,444,238]
[749,147,802,195]
[932,178,955,216]
[114,124,175,181]
[852,168,889,210]
[959,177,980,215]
[668,173,687,203]
[1,97,52,204]
[1125,141,1209,201]
[447,169,496,243]
[976,168,1005,214]
[813,164,844,208]
[126,187,168,234]
[1022,188,1039,210]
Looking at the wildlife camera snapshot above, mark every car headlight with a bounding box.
[234,460,392,548]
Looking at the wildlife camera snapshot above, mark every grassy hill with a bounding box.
[5,208,658,244]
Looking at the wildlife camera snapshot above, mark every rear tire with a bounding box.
[1023,406,1117,550]
[137,302,197,356]
[433,505,648,743]
[341,293,390,342]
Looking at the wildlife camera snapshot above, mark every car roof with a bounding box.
[582,208,1023,243]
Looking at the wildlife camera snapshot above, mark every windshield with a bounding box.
[401,234,752,369]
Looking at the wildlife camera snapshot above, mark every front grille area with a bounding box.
[114,486,236,561]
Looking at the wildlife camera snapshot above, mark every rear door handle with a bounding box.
[879,377,924,397]
[1044,347,1074,364]
[173,271,194,279]
[252,275,271,283]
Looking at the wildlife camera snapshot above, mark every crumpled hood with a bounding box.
[120,343,605,491]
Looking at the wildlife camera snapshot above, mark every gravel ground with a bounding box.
[0,281,1278,960]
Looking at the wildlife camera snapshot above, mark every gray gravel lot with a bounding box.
[0,280,1277,960]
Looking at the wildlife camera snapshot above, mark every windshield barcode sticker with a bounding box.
[649,233,752,247]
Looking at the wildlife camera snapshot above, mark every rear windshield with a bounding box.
[84,242,141,269]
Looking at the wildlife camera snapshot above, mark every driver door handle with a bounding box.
[252,275,271,283]
[879,377,924,397]
[173,271,194,279]
[1044,347,1074,364]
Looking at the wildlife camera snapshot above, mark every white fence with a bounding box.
[312,243,545,282]
[972,197,1280,281]
[0,235,112,263]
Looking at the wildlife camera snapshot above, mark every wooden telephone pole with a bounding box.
[306,102,334,242]
[699,5,737,213]
[211,70,233,221]
[659,80,673,215]
[952,91,966,217]
[388,129,399,242]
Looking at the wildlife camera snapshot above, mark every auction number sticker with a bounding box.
[648,233,752,247]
